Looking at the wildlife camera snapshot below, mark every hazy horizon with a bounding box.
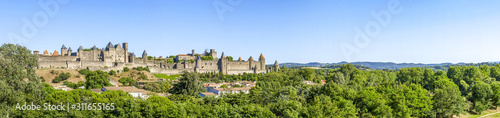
[2,0,500,64]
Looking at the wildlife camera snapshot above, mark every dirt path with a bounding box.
[478,111,500,118]
[109,78,118,87]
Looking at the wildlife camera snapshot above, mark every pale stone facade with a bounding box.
[35,42,275,75]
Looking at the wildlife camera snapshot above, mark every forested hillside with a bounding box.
[282,61,500,70]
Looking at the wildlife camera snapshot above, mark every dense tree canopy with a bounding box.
[5,45,500,117]
[0,44,43,117]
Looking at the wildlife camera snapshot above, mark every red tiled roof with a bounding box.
[52,50,59,56]
[200,92,217,96]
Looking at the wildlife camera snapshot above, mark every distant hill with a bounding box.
[279,61,498,70]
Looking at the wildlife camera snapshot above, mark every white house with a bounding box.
[208,87,251,97]
[91,87,151,99]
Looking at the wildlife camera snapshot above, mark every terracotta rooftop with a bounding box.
[200,92,217,96]
[214,87,251,91]
[259,53,264,59]
[90,89,103,93]
[103,87,151,94]
[43,50,49,55]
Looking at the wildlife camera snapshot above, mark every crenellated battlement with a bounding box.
[35,42,277,75]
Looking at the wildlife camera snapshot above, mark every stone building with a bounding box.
[36,42,275,75]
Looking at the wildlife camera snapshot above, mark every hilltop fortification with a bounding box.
[34,42,280,75]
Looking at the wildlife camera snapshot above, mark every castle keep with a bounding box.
[34,42,280,75]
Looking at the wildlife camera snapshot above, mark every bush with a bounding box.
[108,70,116,76]
[119,77,132,85]
[201,56,213,60]
[138,74,148,80]
[129,80,137,86]
[166,59,174,63]
[79,69,91,75]
[41,77,45,82]
[153,74,180,80]
[133,66,150,72]
[123,67,130,72]
[85,70,112,89]
[63,81,85,89]
[52,72,71,83]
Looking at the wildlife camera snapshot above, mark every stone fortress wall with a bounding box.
[35,42,280,75]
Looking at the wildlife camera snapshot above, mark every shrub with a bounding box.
[123,67,130,72]
[129,80,137,86]
[132,66,150,72]
[201,56,213,60]
[108,70,116,76]
[79,69,91,75]
[138,74,148,80]
[119,77,132,85]
[52,72,71,83]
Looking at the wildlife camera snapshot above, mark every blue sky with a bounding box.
[1,0,500,64]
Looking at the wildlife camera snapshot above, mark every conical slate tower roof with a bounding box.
[68,47,72,51]
[61,44,67,49]
[142,50,147,55]
[221,52,225,58]
[78,46,84,50]
[106,42,113,48]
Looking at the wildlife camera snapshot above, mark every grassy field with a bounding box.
[153,74,180,80]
